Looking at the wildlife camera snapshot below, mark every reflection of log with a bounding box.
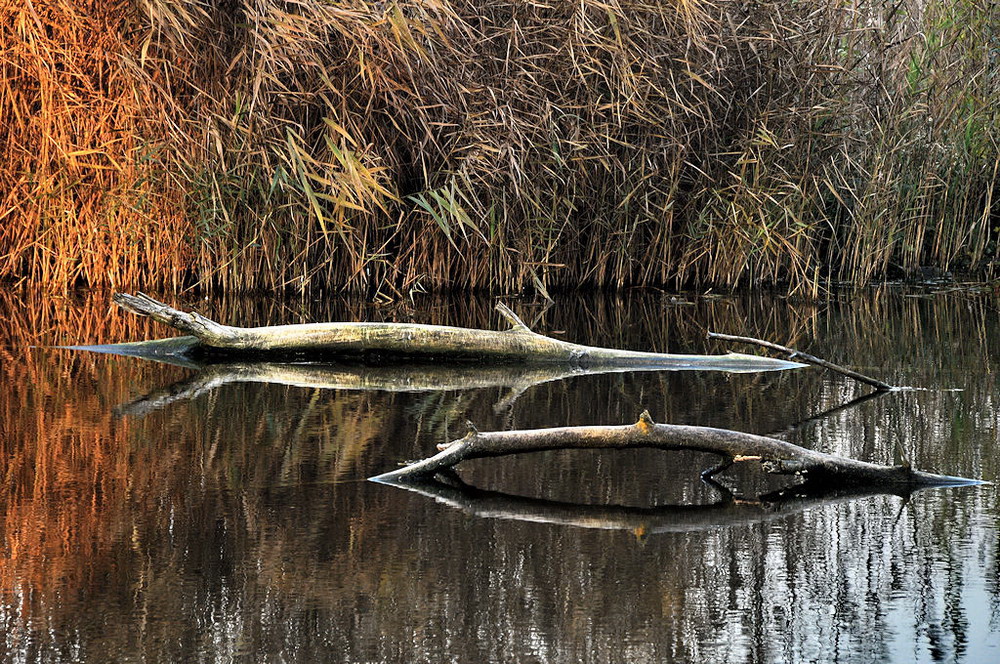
[62,335,204,366]
[110,360,764,417]
[371,412,980,488]
[378,472,941,535]
[110,293,805,371]
[763,390,887,438]
[707,331,895,391]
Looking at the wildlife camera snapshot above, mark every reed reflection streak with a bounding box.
[0,289,996,663]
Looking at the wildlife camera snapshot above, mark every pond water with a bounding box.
[0,288,998,663]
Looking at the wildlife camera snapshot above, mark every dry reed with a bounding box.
[1,0,997,294]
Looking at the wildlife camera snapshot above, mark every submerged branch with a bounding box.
[707,332,896,391]
[371,411,979,489]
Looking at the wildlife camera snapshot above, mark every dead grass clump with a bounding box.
[0,0,191,290]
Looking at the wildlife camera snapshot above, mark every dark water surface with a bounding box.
[1,289,998,663]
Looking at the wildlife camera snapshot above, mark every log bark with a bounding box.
[110,293,806,371]
[371,411,979,489]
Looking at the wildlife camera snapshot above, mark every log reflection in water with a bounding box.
[100,355,805,417]
[375,470,956,535]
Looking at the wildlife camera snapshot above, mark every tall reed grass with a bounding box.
[1,0,997,294]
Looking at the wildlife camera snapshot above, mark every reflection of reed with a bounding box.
[0,289,997,662]
[0,289,165,347]
[0,292,185,626]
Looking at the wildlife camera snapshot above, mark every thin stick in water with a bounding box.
[706,332,896,392]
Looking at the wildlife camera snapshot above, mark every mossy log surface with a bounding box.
[109,293,806,371]
[371,412,981,489]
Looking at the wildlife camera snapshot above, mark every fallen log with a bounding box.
[370,411,980,489]
[108,293,806,371]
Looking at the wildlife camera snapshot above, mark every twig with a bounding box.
[707,332,896,392]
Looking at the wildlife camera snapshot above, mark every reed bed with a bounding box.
[1,0,997,294]
[0,0,191,290]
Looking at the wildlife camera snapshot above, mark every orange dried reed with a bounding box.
[0,0,190,291]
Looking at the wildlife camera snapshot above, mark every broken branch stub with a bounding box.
[111,293,806,371]
[371,411,979,489]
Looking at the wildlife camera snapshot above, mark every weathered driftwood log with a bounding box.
[707,331,896,391]
[108,293,806,371]
[371,411,979,488]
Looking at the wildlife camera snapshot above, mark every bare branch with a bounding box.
[707,332,896,391]
[494,302,532,332]
[372,413,978,489]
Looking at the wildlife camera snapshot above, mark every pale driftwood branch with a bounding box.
[114,293,235,345]
[707,331,896,391]
[371,411,979,489]
[110,293,806,371]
